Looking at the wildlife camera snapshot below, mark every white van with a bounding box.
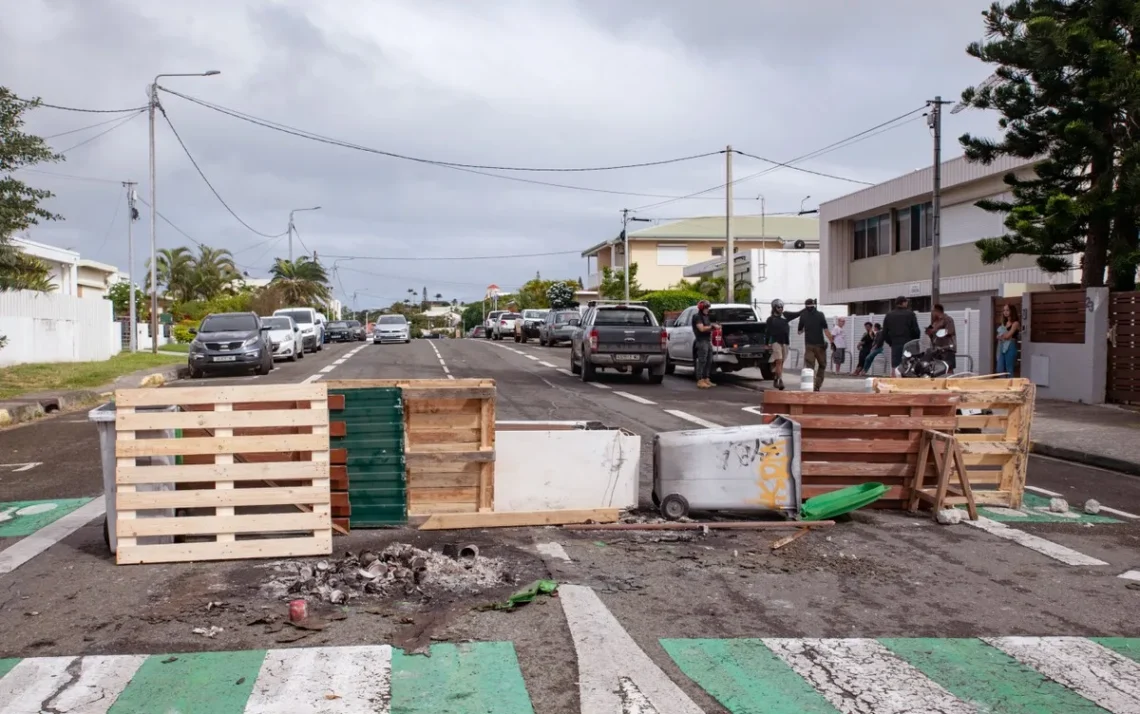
[274,307,324,353]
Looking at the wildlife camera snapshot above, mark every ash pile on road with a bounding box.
[259,543,510,603]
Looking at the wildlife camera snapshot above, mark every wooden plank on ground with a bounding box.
[419,508,620,530]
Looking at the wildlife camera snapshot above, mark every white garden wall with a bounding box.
[0,290,120,366]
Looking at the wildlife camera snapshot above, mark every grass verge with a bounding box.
[0,352,185,400]
[159,343,190,353]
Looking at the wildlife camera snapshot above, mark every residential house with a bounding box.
[580,215,819,292]
[76,259,119,299]
[10,236,80,295]
[819,154,1080,313]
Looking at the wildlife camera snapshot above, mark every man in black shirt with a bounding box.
[765,299,802,390]
[691,300,717,389]
[881,295,921,374]
[796,299,832,391]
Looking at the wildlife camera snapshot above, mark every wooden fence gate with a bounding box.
[991,296,1022,377]
[1108,291,1140,404]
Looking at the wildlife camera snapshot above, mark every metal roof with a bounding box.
[580,215,819,257]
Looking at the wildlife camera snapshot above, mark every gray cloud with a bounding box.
[2,0,1002,307]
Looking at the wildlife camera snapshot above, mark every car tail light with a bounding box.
[588,329,599,350]
[660,329,668,350]
[712,326,723,347]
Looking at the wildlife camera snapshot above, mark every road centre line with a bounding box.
[614,391,656,405]
[539,361,557,368]
[428,342,456,380]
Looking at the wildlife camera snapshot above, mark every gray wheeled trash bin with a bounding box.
[88,402,178,554]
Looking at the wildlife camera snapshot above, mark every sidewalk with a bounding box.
[1031,400,1140,475]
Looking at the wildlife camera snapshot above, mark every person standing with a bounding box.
[926,304,957,374]
[830,316,848,374]
[765,299,802,390]
[797,299,832,391]
[881,296,921,376]
[691,300,717,389]
[853,321,875,376]
[996,303,1021,376]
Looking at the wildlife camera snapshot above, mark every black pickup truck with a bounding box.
[569,304,667,384]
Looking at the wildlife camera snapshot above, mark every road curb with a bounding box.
[1030,441,1140,477]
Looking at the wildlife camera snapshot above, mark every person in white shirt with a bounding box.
[830,316,848,374]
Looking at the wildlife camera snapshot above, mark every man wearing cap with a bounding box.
[796,298,832,391]
[691,300,718,389]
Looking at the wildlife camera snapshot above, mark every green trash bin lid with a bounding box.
[801,482,889,521]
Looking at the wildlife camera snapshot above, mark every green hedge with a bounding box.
[641,290,706,323]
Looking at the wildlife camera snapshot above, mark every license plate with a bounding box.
[614,354,641,362]
[213,355,237,362]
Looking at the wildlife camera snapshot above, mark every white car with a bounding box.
[261,315,304,362]
[274,307,324,353]
[492,312,522,341]
[374,314,411,343]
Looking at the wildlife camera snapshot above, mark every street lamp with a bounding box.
[799,195,812,214]
[148,70,220,353]
[288,206,321,261]
[620,209,652,304]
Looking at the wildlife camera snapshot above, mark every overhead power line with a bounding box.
[13,95,149,114]
[157,88,721,173]
[44,114,139,139]
[57,110,145,154]
[134,195,260,273]
[731,149,874,185]
[15,168,123,184]
[158,109,288,239]
[322,248,581,262]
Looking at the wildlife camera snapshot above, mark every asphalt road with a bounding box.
[1,337,1139,712]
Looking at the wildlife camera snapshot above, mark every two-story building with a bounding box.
[819,155,1080,312]
[580,215,819,292]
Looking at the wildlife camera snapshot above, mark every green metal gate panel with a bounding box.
[329,388,406,526]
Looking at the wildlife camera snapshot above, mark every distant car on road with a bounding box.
[327,320,366,342]
[570,303,666,384]
[468,326,487,338]
[260,315,304,362]
[484,310,506,338]
[493,312,522,341]
[373,314,411,344]
[514,309,549,343]
[538,309,580,346]
[188,312,274,378]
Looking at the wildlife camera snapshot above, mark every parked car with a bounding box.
[374,314,411,343]
[188,312,274,378]
[514,309,549,343]
[326,320,365,342]
[484,310,506,338]
[468,325,487,338]
[492,312,522,341]
[538,309,580,346]
[260,315,304,362]
[274,307,324,353]
[664,303,773,381]
[569,304,666,383]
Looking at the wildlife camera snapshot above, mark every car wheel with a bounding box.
[188,366,202,379]
[570,349,582,375]
[647,370,665,385]
[580,356,596,382]
[660,494,690,520]
[664,355,676,375]
[760,360,775,381]
[538,336,546,346]
[289,351,298,362]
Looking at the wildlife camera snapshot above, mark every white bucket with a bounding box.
[864,377,875,392]
[800,367,814,391]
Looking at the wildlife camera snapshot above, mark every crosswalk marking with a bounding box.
[245,646,392,713]
[987,637,1140,714]
[0,654,146,714]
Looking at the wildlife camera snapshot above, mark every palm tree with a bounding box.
[269,256,330,306]
[189,245,239,300]
[434,292,443,301]
[0,253,55,292]
[146,247,195,302]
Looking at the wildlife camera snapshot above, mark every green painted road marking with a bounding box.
[1092,637,1140,664]
[0,658,18,680]
[660,638,835,713]
[881,638,1107,713]
[391,642,535,714]
[106,650,265,714]
[967,493,1120,524]
[0,497,94,538]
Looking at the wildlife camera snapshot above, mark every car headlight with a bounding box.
[190,340,206,353]
[243,336,259,348]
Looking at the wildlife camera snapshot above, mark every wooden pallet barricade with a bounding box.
[327,379,495,519]
[113,384,333,564]
[761,391,961,508]
[874,378,1035,508]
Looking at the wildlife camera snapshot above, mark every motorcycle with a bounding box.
[898,329,953,378]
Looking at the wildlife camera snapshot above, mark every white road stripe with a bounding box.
[964,517,1108,566]
[588,382,611,390]
[614,391,656,405]
[245,646,392,713]
[13,463,40,472]
[986,637,1140,713]
[663,410,721,429]
[301,374,322,384]
[0,498,105,576]
[1100,506,1140,520]
[557,369,576,378]
[764,638,974,714]
[539,361,557,368]
[318,365,337,374]
[333,359,347,365]
[1119,569,1140,581]
[0,654,146,714]
[525,355,539,361]
[1025,485,1064,497]
[560,585,703,714]
[536,542,572,562]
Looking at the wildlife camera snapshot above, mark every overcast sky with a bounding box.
[2,0,1002,308]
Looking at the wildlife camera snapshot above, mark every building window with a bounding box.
[894,202,934,252]
[895,208,910,253]
[657,244,689,266]
[711,246,724,257]
[853,214,890,260]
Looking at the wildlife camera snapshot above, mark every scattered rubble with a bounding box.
[260,543,511,603]
[936,509,963,525]
[1048,497,1070,513]
[1084,499,1102,515]
[192,625,224,638]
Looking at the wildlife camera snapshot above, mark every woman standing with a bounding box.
[996,303,1021,376]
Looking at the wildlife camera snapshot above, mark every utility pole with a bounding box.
[620,209,651,304]
[725,145,735,302]
[148,84,159,354]
[928,97,951,307]
[124,181,138,352]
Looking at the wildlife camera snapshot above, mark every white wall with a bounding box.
[0,290,121,366]
[748,249,821,305]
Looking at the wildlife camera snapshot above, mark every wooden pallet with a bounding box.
[327,379,495,517]
[873,378,1035,508]
[113,384,332,564]
[761,391,960,508]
